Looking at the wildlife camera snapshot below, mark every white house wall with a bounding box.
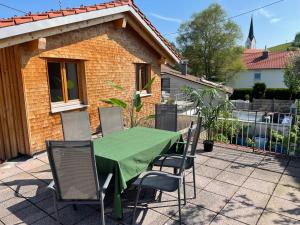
[229,69,287,89]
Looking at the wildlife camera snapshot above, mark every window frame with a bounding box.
[46,59,85,113]
[135,63,151,95]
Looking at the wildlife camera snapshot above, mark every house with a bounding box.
[229,49,298,89]
[161,64,233,100]
[0,0,180,160]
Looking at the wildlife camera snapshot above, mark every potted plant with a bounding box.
[184,87,232,152]
[270,130,285,153]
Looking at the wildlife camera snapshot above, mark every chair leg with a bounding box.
[192,164,197,199]
[53,194,60,225]
[100,193,105,225]
[72,205,77,211]
[183,175,186,205]
[177,184,182,225]
[132,186,142,225]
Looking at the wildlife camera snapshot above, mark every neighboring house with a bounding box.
[229,49,298,89]
[161,64,233,100]
[0,0,180,160]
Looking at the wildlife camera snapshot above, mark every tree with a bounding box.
[176,4,244,82]
[292,32,300,48]
[284,57,300,99]
[252,83,266,99]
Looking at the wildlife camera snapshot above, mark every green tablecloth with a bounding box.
[93,127,182,219]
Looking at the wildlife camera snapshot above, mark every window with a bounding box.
[254,73,261,81]
[161,78,170,93]
[47,60,85,112]
[135,64,151,94]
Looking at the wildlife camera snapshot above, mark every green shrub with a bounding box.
[252,83,266,99]
[231,88,300,100]
[214,134,230,144]
[230,88,252,100]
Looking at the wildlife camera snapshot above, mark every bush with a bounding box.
[231,88,300,100]
[252,83,266,99]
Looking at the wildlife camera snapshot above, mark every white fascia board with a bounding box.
[0,5,130,39]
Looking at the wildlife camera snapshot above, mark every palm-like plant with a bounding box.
[101,78,155,128]
[184,87,232,147]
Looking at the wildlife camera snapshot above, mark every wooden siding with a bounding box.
[0,46,30,160]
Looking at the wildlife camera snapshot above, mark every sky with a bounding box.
[0,0,299,49]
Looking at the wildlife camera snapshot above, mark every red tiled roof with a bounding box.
[0,0,180,60]
[243,49,299,70]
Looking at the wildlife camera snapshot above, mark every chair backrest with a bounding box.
[61,111,91,141]
[46,141,99,201]
[155,104,177,132]
[191,116,203,156]
[178,122,193,175]
[99,107,124,136]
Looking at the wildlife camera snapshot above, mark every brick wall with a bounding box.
[19,22,162,154]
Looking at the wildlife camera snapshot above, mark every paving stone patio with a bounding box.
[1,145,300,225]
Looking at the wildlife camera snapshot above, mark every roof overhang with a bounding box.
[0,5,180,63]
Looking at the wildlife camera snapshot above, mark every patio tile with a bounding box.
[257,161,287,173]
[279,175,300,189]
[233,157,261,167]
[51,205,96,225]
[1,203,48,225]
[172,203,216,225]
[220,200,264,225]
[0,164,22,180]
[257,210,300,225]
[28,164,52,184]
[231,187,270,208]
[204,180,239,199]
[35,196,68,215]
[210,214,247,225]
[284,166,300,178]
[288,159,300,168]
[1,172,47,196]
[196,165,222,179]
[23,184,52,203]
[194,155,210,165]
[215,171,247,186]
[214,153,240,162]
[273,184,300,203]
[36,153,49,164]
[187,189,228,213]
[225,162,255,176]
[242,177,276,195]
[0,183,18,203]
[0,196,31,219]
[76,212,119,225]
[122,207,171,225]
[16,158,45,172]
[250,168,281,183]
[204,158,231,170]
[185,172,212,190]
[31,216,57,225]
[267,196,300,221]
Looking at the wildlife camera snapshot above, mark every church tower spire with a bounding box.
[245,16,256,49]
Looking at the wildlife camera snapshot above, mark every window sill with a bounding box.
[140,93,152,98]
[51,102,88,114]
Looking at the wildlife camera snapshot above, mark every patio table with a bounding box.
[93,127,183,219]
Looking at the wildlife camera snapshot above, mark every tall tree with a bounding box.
[176,4,244,82]
[284,57,300,99]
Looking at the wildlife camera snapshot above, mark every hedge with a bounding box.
[230,88,300,100]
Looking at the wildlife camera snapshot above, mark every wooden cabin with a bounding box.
[0,0,180,160]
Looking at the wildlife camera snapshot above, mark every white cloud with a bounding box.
[270,18,281,23]
[148,13,182,24]
[257,8,281,24]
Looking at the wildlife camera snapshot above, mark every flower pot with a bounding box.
[203,140,214,152]
[254,137,268,150]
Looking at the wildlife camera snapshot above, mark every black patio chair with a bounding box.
[131,126,193,225]
[155,104,177,132]
[46,141,112,225]
[153,116,203,201]
[99,107,124,136]
[61,111,92,140]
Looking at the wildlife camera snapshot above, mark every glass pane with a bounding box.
[66,63,79,100]
[141,65,147,89]
[48,62,63,102]
[135,64,140,91]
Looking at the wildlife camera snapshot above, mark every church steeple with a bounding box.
[245,16,256,49]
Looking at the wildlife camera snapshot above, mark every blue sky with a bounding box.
[1,0,299,48]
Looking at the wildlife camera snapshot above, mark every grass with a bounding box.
[268,42,292,52]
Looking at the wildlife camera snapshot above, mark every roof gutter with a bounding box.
[0,5,180,63]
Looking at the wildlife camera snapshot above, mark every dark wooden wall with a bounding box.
[0,46,29,160]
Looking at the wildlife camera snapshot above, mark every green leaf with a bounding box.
[133,93,142,108]
[106,81,124,91]
[100,99,114,105]
[143,77,156,91]
[136,103,144,112]
[109,98,127,109]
